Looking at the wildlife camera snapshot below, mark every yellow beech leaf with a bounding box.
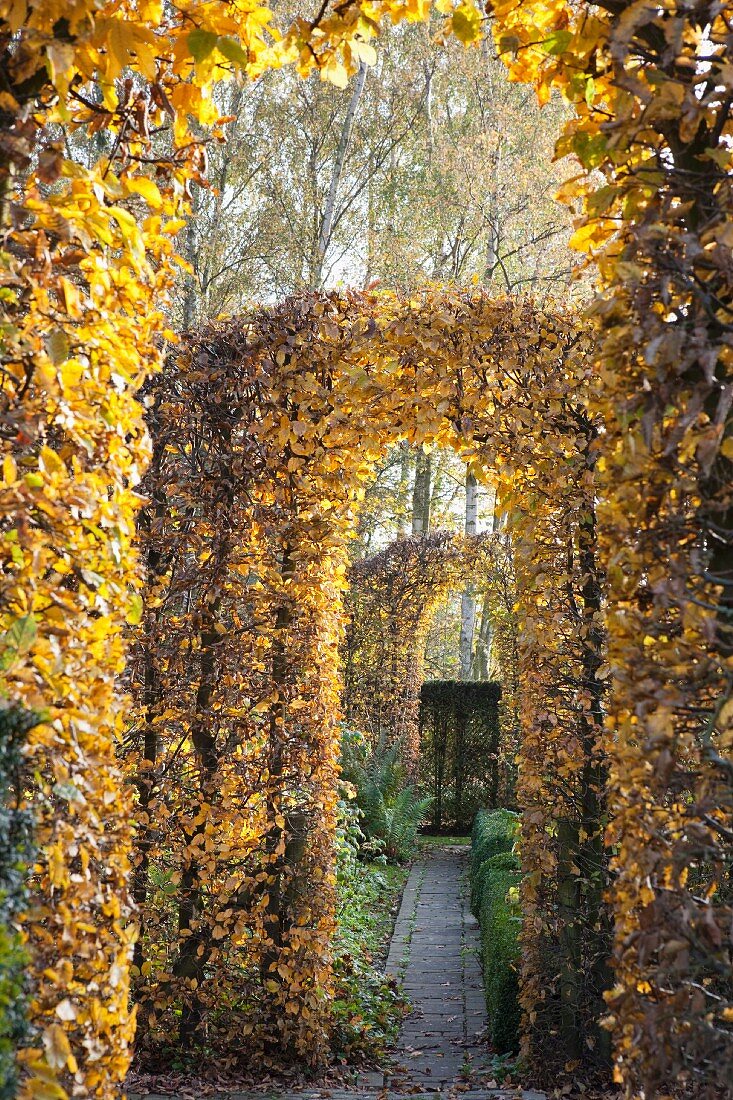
[39,446,66,478]
[3,455,17,485]
[126,592,144,625]
[59,359,83,389]
[451,2,482,45]
[125,176,164,209]
[47,844,67,888]
[59,277,81,319]
[351,40,377,66]
[320,58,349,88]
[24,1078,68,1100]
[45,328,70,366]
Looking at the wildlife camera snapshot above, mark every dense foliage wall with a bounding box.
[419,680,502,830]
[127,337,343,1065]
[490,3,733,1094]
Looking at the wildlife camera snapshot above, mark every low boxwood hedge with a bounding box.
[470,809,521,1054]
[469,806,517,909]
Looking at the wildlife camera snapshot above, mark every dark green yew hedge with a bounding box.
[470,808,521,1054]
[419,680,502,832]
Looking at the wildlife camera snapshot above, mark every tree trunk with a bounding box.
[430,452,446,517]
[182,184,202,328]
[397,442,413,536]
[557,816,582,1060]
[175,593,223,1047]
[484,199,500,285]
[172,419,235,1048]
[459,469,478,678]
[471,590,492,680]
[261,546,293,996]
[131,394,167,984]
[411,447,432,535]
[575,419,612,1064]
[312,61,368,289]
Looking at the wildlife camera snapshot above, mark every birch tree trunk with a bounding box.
[472,590,493,680]
[471,484,496,678]
[311,60,368,289]
[459,469,478,678]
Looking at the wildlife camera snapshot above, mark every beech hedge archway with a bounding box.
[126,289,608,1079]
[13,287,732,1099]
[343,530,500,764]
[4,2,732,1098]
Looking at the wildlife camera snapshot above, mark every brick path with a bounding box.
[384,846,489,1087]
[381,846,543,1098]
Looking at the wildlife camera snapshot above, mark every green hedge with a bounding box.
[0,706,37,1098]
[419,680,502,832]
[469,806,518,911]
[470,809,521,1054]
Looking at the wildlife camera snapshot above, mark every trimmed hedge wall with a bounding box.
[419,680,502,832]
[470,808,521,1054]
[0,705,37,1098]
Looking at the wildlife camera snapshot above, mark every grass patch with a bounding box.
[332,861,409,1061]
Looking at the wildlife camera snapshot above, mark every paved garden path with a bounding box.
[380,845,544,1098]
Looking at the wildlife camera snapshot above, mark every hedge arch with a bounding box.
[3,3,731,1098]
[127,288,610,1080]
[342,530,498,764]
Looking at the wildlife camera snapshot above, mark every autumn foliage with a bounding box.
[343,531,495,764]
[0,1,487,1093]
[1,0,732,1098]
[490,1,733,1093]
[126,289,605,1081]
